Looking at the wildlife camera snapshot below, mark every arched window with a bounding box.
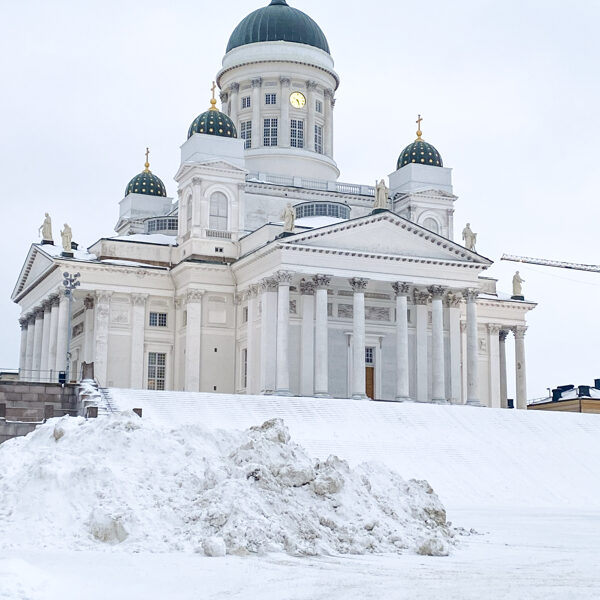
[186,197,193,232]
[422,217,440,234]
[209,192,228,231]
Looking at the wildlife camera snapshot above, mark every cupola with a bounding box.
[125,148,167,197]
[397,115,443,170]
[188,83,238,139]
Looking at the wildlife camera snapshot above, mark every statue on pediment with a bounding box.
[61,223,73,253]
[282,203,295,232]
[462,223,477,251]
[512,271,525,297]
[374,179,389,210]
[38,213,53,243]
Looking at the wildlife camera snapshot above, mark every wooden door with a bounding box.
[366,367,375,399]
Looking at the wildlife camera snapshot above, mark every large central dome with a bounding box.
[226,0,330,55]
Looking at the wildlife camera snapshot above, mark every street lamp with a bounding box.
[63,272,80,382]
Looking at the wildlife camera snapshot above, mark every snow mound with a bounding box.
[0,414,455,556]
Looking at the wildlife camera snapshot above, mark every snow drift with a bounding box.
[0,414,455,556]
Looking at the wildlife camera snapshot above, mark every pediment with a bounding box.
[175,160,247,182]
[283,212,490,265]
[12,245,57,300]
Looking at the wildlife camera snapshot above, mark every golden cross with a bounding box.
[416,114,423,139]
[211,81,217,101]
[144,147,150,172]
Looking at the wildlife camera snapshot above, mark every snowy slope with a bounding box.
[108,389,600,510]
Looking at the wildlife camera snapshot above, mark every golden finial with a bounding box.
[209,81,218,112]
[144,147,151,173]
[415,114,423,141]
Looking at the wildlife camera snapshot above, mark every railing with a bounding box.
[206,229,233,240]
[247,172,376,197]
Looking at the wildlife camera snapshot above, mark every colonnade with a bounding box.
[242,274,528,407]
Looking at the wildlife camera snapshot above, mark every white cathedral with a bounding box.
[12,0,535,408]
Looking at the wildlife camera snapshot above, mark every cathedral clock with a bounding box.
[289,92,306,108]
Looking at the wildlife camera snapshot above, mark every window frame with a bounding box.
[240,120,252,149]
[209,191,229,231]
[241,96,251,109]
[290,119,305,149]
[147,352,166,391]
[149,312,168,328]
[263,118,278,147]
[265,93,277,105]
[314,124,324,154]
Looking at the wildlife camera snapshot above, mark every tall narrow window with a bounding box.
[209,192,228,231]
[263,118,278,146]
[148,352,166,391]
[241,96,251,109]
[314,124,323,154]
[290,119,304,148]
[241,348,248,389]
[315,99,323,113]
[265,93,277,105]
[240,121,252,149]
[186,198,192,231]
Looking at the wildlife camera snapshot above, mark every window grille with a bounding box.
[365,347,375,365]
[295,202,350,220]
[209,191,228,231]
[241,96,251,109]
[290,119,304,149]
[148,352,166,390]
[315,99,323,113]
[263,118,278,147]
[265,93,277,105]
[241,348,248,388]
[314,124,323,154]
[146,217,178,233]
[240,121,252,149]
[149,312,167,327]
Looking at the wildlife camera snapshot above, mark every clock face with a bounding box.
[289,92,306,108]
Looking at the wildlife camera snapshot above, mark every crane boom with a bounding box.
[501,254,600,273]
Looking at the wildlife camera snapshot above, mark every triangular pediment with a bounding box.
[175,160,247,183]
[11,245,57,300]
[283,211,491,265]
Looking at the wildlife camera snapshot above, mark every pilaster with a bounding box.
[414,289,430,402]
[185,290,204,392]
[130,294,148,390]
[93,291,112,386]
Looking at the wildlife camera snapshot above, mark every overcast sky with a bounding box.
[1,0,599,399]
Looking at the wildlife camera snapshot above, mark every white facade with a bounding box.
[11,1,535,408]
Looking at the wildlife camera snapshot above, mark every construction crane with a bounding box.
[501,254,600,274]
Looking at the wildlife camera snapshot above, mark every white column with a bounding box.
[275,271,293,395]
[229,82,239,124]
[83,296,95,364]
[350,277,368,400]
[414,290,430,403]
[447,292,463,403]
[245,286,258,394]
[392,282,410,401]
[31,308,44,382]
[47,294,59,382]
[488,324,501,408]
[313,274,331,397]
[324,89,334,157]
[185,290,203,392]
[93,291,112,386]
[429,286,447,404]
[280,77,291,148]
[55,291,70,375]
[465,289,480,406]
[18,318,28,380]
[251,77,262,149]
[260,277,278,394]
[306,81,317,152]
[299,280,315,397]
[24,315,36,381]
[40,301,52,382]
[130,294,147,390]
[514,326,528,410]
[499,330,509,409]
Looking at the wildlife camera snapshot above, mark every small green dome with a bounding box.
[188,107,237,139]
[397,139,443,170]
[227,0,330,54]
[125,153,167,197]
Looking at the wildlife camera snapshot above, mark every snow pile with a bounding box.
[0,413,454,557]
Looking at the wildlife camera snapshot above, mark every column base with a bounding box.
[274,390,293,397]
[352,394,369,401]
[466,399,482,407]
[432,398,449,405]
[394,396,411,402]
[314,392,331,398]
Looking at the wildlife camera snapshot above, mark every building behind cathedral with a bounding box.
[11,0,535,407]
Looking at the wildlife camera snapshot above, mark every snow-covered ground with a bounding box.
[1,393,600,599]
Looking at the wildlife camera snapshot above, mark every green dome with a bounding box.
[125,169,167,197]
[397,139,443,170]
[226,0,330,54]
[188,107,237,139]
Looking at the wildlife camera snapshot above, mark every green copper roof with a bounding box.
[226,0,330,54]
[188,108,237,139]
[397,139,443,170]
[125,170,167,197]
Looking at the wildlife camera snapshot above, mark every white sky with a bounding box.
[1,0,599,399]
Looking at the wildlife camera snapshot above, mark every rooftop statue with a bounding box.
[38,213,53,243]
[282,203,295,232]
[512,271,525,298]
[61,224,73,254]
[462,223,477,252]
[374,179,389,210]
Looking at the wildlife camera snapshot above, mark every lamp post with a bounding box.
[63,271,80,382]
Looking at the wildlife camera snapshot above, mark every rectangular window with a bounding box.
[241,348,248,389]
[315,99,323,113]
[148,352,166,391]
[240,120,252,149]
[365,347,375,365]
[243,306,249,323]
[241,96,251,109]
[149,312,168,327]
[263,118,278,147]
[265,93,277,105]
[314,124,323,154]
[290,119,304,149]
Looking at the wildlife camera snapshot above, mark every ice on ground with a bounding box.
[0,414,454,557]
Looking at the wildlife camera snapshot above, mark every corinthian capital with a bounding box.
[392,282,411,297]
[464,288,479,303]
[413,289,431,305]
[349,277,368,292]
[274,270,293,285]
[513,326,528,339]
[186,290,204,304]
[260,277,279,292]
[299,279,315,295]
[312,274,332,289]
[428,285,447,298]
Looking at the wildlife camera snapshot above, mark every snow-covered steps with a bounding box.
[107,389,600,511]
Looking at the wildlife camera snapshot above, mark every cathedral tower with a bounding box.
[216,0,339,181]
